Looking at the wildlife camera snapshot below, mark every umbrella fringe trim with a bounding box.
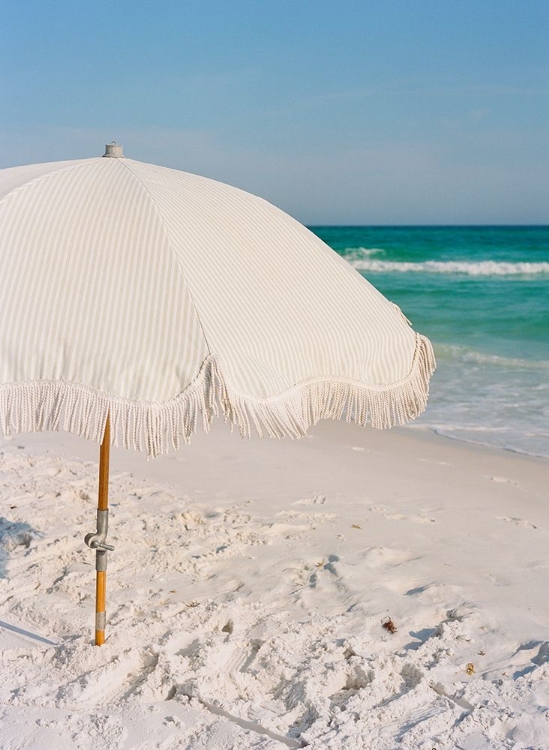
[0,334,435,458]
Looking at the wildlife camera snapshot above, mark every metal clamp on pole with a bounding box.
[84,509,115,553]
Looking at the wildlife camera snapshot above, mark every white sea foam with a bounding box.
[422,346,549,457]
[428,426,549,458]
[436,344,549,370]
[349,259,549,276]
[342,246,385,259]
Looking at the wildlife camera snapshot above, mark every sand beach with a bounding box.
[2,1,548,747]
[1,420,548,749]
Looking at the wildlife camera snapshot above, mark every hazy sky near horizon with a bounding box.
[1,0,547,224]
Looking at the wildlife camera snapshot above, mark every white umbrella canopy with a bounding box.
[0,144,435,645]
[0,144,435,456]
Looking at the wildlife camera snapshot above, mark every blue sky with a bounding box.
[1,0,547,224]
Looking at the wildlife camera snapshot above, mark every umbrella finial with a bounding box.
[103,142,124,158]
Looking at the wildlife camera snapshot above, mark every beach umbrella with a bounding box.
[0,144,435,645]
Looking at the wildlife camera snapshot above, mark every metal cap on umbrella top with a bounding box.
[103,141,124,158]
[0,145,435,644]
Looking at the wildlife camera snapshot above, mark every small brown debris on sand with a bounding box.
[382,617,397,634]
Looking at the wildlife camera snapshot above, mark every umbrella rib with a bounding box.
[117,159,214,358]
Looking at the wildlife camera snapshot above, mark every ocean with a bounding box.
[309,226,549,458]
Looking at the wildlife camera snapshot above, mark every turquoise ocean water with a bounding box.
[310,226,549,458]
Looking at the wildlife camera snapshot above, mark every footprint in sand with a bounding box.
[288,554,346,591]
[362,546,415,570]
[367,505,436,524]
[405,582,463,603]
[385,513,436,524]
[505,641,549,679]
[497,516,539,529]
[490,476,518,486]
[35,466,62,477]
[294,494,327,506]
[483,572,512,587]
[263,522,311,539]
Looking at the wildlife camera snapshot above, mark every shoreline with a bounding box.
[4,411,548,465]
[405,422,549,464]
[425,426,549,462]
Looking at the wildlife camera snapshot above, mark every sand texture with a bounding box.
[1,422,548,749]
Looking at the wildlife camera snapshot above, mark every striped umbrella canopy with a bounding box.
[0,144,435,643]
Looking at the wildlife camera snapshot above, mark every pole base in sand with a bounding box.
[95,570,107,646]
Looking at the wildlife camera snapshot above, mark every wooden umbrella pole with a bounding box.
[84,413,114,646]
[95,413,110,646]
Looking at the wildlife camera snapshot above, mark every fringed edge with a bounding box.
[0,334,435,458]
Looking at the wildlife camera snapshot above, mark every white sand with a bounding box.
[1,421,548,749]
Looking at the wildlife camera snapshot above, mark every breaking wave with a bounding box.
[435,344,549,370]
[349,259,549,276]
[341,247,386,260]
